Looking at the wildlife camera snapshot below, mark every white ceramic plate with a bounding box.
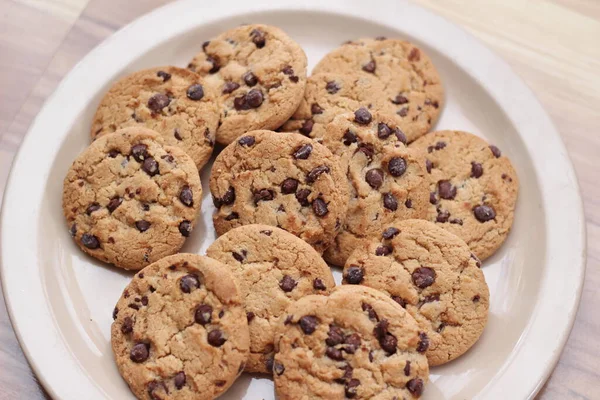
[0,0,586,399]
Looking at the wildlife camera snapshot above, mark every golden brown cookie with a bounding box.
[63,127,201,270]
[91,66,219,170]
[313,37,444,143]
[273,286,429,399]
[410,130,519,260]
[343,219,490,366]
[209,130,349,253]
[111,254,250,400]
[188,24,307,145]
[320,110,429,266]
[206,224,335,374]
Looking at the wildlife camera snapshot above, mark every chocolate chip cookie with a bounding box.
[63,127,202,270]
[273,285,429,399]
[312,37,444,143]
[206,224,335,374]
[90,66,219,170]
[188,24,307,145]
[320,110,429,266]
[410,130,519,260]
[343,219,490,366]
[111,254,250,400]
[209,130,349,253]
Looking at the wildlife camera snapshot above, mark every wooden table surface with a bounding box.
[0,0,598,398]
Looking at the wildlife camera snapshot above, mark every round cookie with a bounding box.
[273,285,429,399]
[343,219,490,366]
[209,130,349,253]
[280,72,389,141]
[409,130,519,260]
[111,254,250,400]
[188,24,307,145]
[320,110,429,266]
[63,127,202,270]
[206,224,336,373]
[91,66,219,170]
[313,37,444,143]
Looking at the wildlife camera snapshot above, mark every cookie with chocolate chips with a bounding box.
[312,38,444,143]
[111,254,249,400]
[206,224,335,373]
[343,219,490,366]
[320,110,429,266]
[273,285,429,399]
[63,127,202,270]
[209,130,348,253]
[410,130,519,260]
[188,24,307,145]
[91,66,219,169]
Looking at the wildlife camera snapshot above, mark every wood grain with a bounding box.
[0,0,598,399]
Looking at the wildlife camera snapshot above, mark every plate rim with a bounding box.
[0,0,586,399]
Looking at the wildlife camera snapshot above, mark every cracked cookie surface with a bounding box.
[320,110,429,266]
[312,37,444,143]
[188,24,307,145]
[410,130,519,260]
[273,285,429,399]
[111,254,250,400]
[91,66,219,170]
[206,224,335,374]
[209,130,349,253]
[343,219,489,366]
[63,127,202,270]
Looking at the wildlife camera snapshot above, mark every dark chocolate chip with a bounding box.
[391,94,409,105]
[405,198,413,208]
[142,157,159,176]
[69,223,77,237]
[253,189,275,204]
[436,209,450,223]
[450,218,463,225]
[326,325,345,346]
[207,330,226,347]
[81,233,100,249]
[246,312,255,322]
[383,193,398,211]
[284,315,294,325]
[174,371,186,390]
[147,93,171,113]
[473,295,481,302]
[406,378,424,396]
[397,107,409,117]
[238,135,255,146]
[471,162,483,178]
[377,123,392,139]
[121,316,134,334]
[471,253,482,268]
[130,343,149,363]
[362,302,379,321]
[345,266,364,284]
[113,307,118,320]
[429,192,437,205]
[382,227,400,239]
[345,378,360,398]
[147,381,167,400]
[311,103,323,114]
[141,296,148,306]
[273,362,285,376]
[179,186,194,207]
[179,274,199,293]
[388,157,407,177]
[131,144,149,162]
[86,203,100,215]
[179,220,192,237]
[157,70,171,82]
[426,159,433,173]
[281,178,299,194]
[295,189,311,206]
[250,29,266,48]
[293,143,313,159]
[186,84,204,100]
[135,220,150,232]
[299,119,314,136]
[246,89,263,108]
[243,71,258,87]
[219,310,224,318]
[404,360,411,376]
[207,55,220,73]
[260,230,272,236]
[313,278,326,290]
[343,333,361,353]
[356,143,374,161]
[265,356,274,372]
[354,107,372,125]
[108,149,119,158]
[474,205,496,222]
[412,267,436,288]
[299,316,318,334]
[365,168,384,189]
[326,81,340,94]
[489,145,502,158]
[312,198,329,217]
[222,81,240,94]
[232,251,245,262]
[106,197,123,214]
[343,129,358,145]
[279,275,297,292]
[438,180,457,200]
[394,128,407,144]
[374,319,397,354]
[194,304,213,325]
[362,60,376,73]
[417,332,429,353]
[306,165,330,183]
[326,347,344,361]
[391,296,406,308]
[375,245,392,256]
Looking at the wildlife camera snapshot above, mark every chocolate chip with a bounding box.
[243,71,258,87]
[202,41,210,51]
[394,128,408,144]
[284,315,294,325]
[174,371,186,389]
[128,303,140,310]
[213,187,235,208]
[299,119,314,136]
[383,193,398,211]
[293,143,313,159]
[279,275,297,292]
[375,245,392,256]
[135,220,150,232]
[81,233,100,249]
[299,316,318,334]
[356,143,374,161]
[428,141,447,153]
[365,168,384,189]
[406,378,424,396]
[306,165,330,183]
[382,227,400,239]
[130,343,149,362]
[222,81,240,94]
[147,381,167,400]
[368,351,374,362]
[311,103,323,114]
[417,332,429,353]
[489,145,502,158]
[113,307,118,320]
[312,198,329,217]
[180,274,199,293]
[326,325,345,346]
[131,144,149,162]
[265,356,274,372]
[108,149,119,158]
[273,362,285,376]
[436,209,450,223]
[391,296,406,308]
[342,129,357,146]
[253,189,275,204]
[86,203,100,215]
[408,48,421,62]
[295,189,311,206]
[377,123,391,139]
[374,319,397,354]
[326,347,344,361]
[474,205,496,222]
[362,302,379,321]
[397,107,409,117]
[429,192,437,206]
[232,251,245,262]
[246,89,264,108]
[471,253,482,268]
[388,157,407,177]
[354,107,372,125]
[69,224,77,237]
[343,333,361,353]
[141,296,148,306]
[260,230,272,236]
[194,304,213,325]
[179,186,194,207]
[405,199,413,208]
[186,84,204,101]
[121,317,134,334]
[412,267,436,288]
[450,218,463,225]
[402,360,411,376]
[391,94,409,105]
[147,93,170,113]
[345,266,364,284]
[207,55,220,73]
[426,159,433,173]
[438,180,457,200]
[471,162,483,178]
[142,157,159,176]
[238,136,255,147]
[345,379,360,398]
[313,278,326,290]
[179,220,192,237]
[326,81,340,94]
[281,178,299,194]
[362,59,376,73]
[207,330,226,347]
[282,66,298,82]
[473,294,481,302]
[250,29,266,48]
[246,312,255,322]
[157,70,171,82]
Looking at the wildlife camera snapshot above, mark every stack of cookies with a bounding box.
[62,23,519,400]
